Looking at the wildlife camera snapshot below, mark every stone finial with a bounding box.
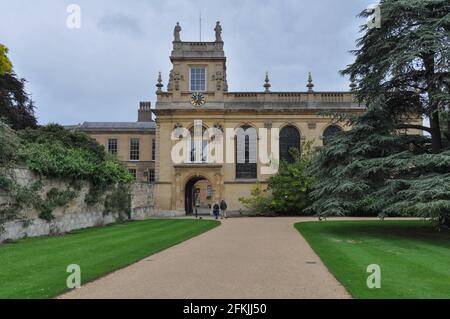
[167,69,174,91]
[306,72,314,92]
[214,21,223,42]
[156,72,163,94]
[174,22,182,42]
[263,71,271,93]
[350,77,357,91]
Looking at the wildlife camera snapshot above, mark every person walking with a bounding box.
[220,199,228,219]
[212,203,220,220]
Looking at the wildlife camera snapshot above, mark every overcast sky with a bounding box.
[0,0,375,125]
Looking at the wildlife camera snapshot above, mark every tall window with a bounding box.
[236,125,257,179]
[130,138,140,161]
[148,169,155,183]
[323,125,343,145]
[189,125,207,163]
[279,126,300,163]
[128,168,137,181]
[151,139,156,161]
[206,185,212,199]
[108,138,118,155]
[190,67,206,91]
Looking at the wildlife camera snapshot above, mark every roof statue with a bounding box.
[214,21,222,42]
[173,22,181,42]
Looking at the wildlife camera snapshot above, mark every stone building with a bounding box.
[75,102,156,183]
[152,22,365,215]
[71,22,423,216]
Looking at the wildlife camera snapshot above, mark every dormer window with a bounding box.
[190,67,206,92]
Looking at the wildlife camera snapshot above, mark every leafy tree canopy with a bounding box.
[309,96,450,227]
[0,43,37,130]
[239,143,314,216]
[0,44,13,75]
[342,0,450,152]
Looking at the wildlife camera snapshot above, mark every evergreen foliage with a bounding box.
[0,44,37,130]
[239,144,314,215]
[0,122,133,225]
[341,0,450,152]
[309,97,450,227]
[308,0,450,227]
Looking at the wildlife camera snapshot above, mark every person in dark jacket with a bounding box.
[212,203,220,220]
[219,199,228,219]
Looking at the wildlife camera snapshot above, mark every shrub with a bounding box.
[267,144,315,215]
[37,187,77,221]
[239,143,315,216]
[104,184,132,220]
[17,125,133,187]
[239,184,274,216]
[1,124,133,226]
[0,120,20,165]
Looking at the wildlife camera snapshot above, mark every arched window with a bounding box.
[279,125,300,163]
[323,125,343,145]
[189,125,208,163]
[235,125,257,179]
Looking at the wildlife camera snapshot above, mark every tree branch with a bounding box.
[396,124,432,133]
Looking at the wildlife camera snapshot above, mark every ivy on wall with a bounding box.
[0,122,134,232]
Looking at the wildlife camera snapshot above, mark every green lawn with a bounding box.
[295,220,450,299]
[0,219,219,298]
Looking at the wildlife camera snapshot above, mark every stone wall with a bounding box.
[0,168,157,243]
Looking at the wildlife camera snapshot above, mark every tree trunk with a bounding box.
[439,212,450,229]
[423,52,442,153]
[447,111,450,143]
[430,112,442,153]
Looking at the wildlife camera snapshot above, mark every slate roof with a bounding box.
[75,121,155,131]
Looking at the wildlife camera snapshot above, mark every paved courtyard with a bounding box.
[60,217,350,299]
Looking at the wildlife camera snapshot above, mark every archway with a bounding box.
[185,176,213,216]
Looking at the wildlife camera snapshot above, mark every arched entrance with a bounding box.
[184,176,213,216]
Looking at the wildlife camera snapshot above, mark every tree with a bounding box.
[0,120,20,165]
[239,143,314,215]
[0,43,37,130]
[266,143,315,215]
[342,0,450,153]
[309,96,450,227]
[0,44,13,75]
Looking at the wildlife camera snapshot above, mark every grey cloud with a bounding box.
[97,13,143,36]
[0,0,375,125]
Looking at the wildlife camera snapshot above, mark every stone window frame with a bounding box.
[107,138,118,155]
[188,125,208,163]
[151,138,156,161]
[279,125,301,163]
[189,66,207,92]
[130,138,140,161]
[235,125,257,179]
[322,125,343,146]
[148,169,155,183]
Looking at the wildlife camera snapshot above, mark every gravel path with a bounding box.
[60,217,350,299]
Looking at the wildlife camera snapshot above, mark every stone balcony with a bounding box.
[155,91,364,111]
[171,41,225,61]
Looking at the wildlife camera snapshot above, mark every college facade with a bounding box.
[77,22,365,215]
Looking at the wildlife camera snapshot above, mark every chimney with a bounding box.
[138,101,152,122]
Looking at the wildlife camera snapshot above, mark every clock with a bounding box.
[190,92,206,107]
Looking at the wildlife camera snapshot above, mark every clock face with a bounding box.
[190,92,206,107]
